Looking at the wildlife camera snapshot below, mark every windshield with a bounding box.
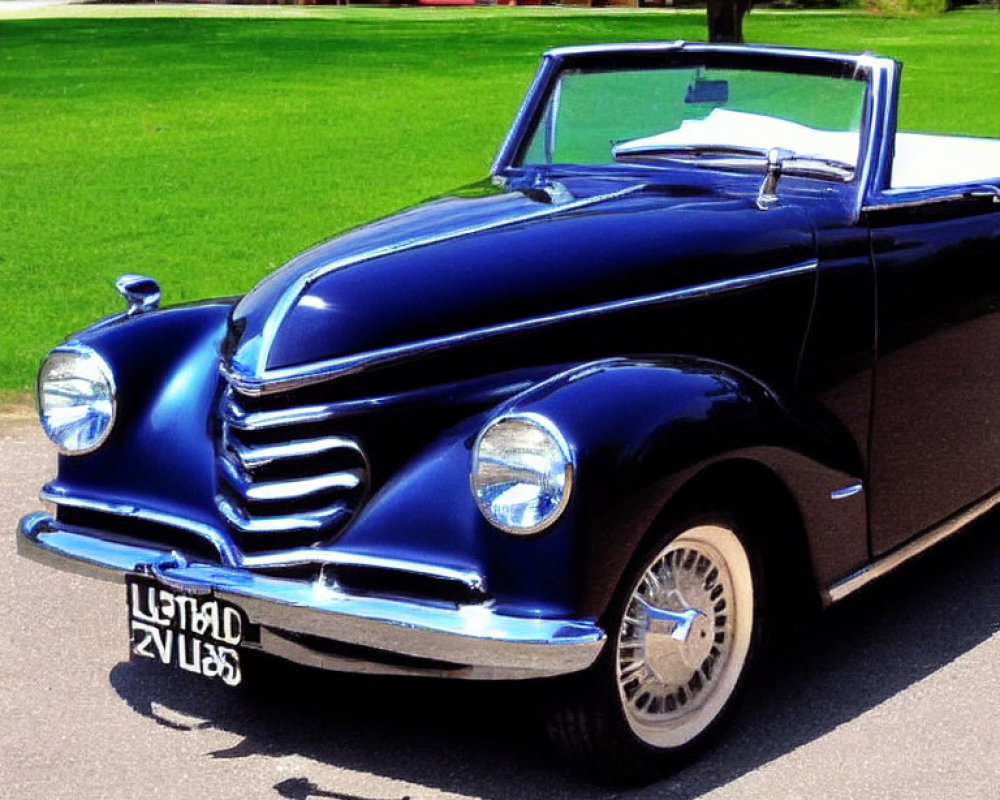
[518,65,867,176]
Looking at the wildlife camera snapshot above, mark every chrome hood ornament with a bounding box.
[115,274,161,316]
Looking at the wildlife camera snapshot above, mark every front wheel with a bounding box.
[546,516,762,784]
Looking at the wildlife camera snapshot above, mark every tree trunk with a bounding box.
[706,0,752,44]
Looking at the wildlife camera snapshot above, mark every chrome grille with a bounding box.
[215,386,369,544]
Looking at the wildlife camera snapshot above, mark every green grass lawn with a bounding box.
[1,6,998,397]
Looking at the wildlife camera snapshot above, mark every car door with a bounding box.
[865,182,1000,556]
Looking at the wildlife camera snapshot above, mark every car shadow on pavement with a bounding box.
[109,517,999,800]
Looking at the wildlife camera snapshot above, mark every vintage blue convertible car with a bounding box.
[17,42,1000,782]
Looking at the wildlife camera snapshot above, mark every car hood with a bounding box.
[224,175,816,388]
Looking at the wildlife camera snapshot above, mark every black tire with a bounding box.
[546,513,765,785]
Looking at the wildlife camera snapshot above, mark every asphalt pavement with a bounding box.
[2,413,998,800]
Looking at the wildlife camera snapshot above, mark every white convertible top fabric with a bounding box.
[615,108,1000,190]
[615,108,860,168]
[892,132,1000,188]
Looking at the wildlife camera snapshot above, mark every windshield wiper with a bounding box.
[613,142,765,160]
[612,142,854,182]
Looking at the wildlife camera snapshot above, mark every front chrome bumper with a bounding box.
[17,512,605,680]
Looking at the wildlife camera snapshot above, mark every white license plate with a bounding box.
[126,575,245,687]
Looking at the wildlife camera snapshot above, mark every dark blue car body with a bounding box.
[19,42,1000,781]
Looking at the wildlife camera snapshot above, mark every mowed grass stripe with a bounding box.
[1,9,997,393]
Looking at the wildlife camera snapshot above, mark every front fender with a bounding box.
[48,300,235,527]
[334,357,867,621]
[496,357,867,618]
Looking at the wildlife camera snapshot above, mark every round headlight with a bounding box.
[471,413,574,535]
[37,345,116,455]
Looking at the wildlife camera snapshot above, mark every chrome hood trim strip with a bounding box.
[247,182,650,384]
[225,259,819,396]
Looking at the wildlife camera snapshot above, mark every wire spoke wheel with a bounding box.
[545,516,761,783]
[615,523,754,749]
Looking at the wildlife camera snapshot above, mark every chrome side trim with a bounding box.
[830,482,863,501]
[41,486,241,567]
[862,197,963,213]
[228,260,818,396]
[249,182,650,382]
[18,513,602,680]
[823,487,1000,604]
[862,189,1000,214]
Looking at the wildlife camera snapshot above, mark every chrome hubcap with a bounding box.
[615,524,753,748]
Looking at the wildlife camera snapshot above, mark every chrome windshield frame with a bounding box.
[491,41,898,222]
